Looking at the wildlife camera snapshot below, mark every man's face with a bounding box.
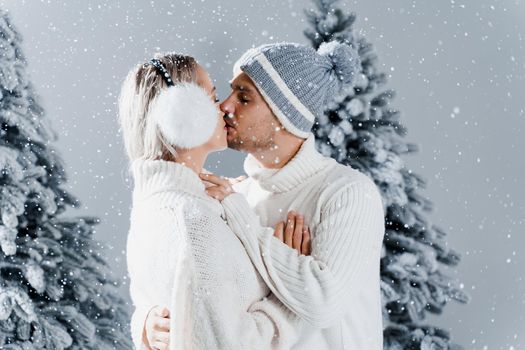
[219,72,281,153]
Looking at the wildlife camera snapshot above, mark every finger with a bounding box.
[153,331,170,344]
[204,182,232,197]
[302,226,312,256]
[199,173,228,186]
[205,186,223,195]
[201,179,223,190]
[156,307,170,318]
[284,212,295,247]
[233,175,247,183]
[203,181,215,189]
[205,188,222,201]
[293,214,304,253]
[201,179,216,187]
[223,183,234,194]
[154,317,170,331]
[274,222,284,241]
[152,341,169,350]
[227,175,246,185]
[206,187,230,201]
[204,184,225,194]
[149,305,161,316]
[218,187,230,200]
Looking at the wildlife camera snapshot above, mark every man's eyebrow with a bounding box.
[229,83,253,93]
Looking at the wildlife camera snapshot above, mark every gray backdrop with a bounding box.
[1,0,524,348]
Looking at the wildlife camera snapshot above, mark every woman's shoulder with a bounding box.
[138,191,222,221]
[130,191,191,229]
[133,187,206,209]
[130,188,228,245]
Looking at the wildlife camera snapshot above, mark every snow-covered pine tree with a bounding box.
[0,9,131,350]
[304,1,470,349]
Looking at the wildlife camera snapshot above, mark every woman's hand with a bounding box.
[199,172,245,202]
[273,211,311,256]
[143,306,170,350]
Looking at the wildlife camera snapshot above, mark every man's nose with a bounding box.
[219,97,233,115]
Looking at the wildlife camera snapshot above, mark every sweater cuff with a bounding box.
[130,304,155,350]
[248,293,302,349]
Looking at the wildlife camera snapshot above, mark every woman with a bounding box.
[118,53,310,350]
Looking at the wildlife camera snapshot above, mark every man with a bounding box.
[144,41,385,349]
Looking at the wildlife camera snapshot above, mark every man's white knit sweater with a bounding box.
[127,159,300,350]
[223,134,386,350]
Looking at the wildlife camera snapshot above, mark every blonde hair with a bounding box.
[118,53,197,161]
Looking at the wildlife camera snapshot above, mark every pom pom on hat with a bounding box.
[318,41,361,91]
[148,82,218,149]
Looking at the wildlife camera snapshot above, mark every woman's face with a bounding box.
[195,64,227,152]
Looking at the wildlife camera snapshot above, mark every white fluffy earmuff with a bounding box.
[148,82,218,149]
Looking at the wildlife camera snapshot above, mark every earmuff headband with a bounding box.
[145,57,219,150]
[147,58,174,87]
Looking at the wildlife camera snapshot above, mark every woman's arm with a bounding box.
[128,235,156,350]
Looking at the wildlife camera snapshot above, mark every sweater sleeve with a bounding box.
[221,180,385,328]
[129,304,153,350]
[167,205,301,350]
[127,204,185,350]
[128,253,154,350]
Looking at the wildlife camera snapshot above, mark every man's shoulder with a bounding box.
[322,161,376,190]
[316,161,382,208]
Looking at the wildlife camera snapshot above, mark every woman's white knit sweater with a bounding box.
[126,159,299,350]
[223,134,386,349]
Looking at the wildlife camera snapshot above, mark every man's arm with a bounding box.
[222,180,385,328]
[170,284,302,350]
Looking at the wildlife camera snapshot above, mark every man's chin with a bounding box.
[226,133,247,151]
[226,139,243,151]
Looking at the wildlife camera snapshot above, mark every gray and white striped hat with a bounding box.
[233,41,360,138]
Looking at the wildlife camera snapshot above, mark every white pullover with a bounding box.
[223,134,386,350]
[127,159,300,350]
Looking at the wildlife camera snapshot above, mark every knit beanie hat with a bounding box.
[233,41,360,138]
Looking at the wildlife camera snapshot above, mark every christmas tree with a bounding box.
[0,9,131,349]
[304,0,470,348]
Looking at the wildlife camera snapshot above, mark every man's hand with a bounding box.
[144,306,170,350]
[273,211,311,256]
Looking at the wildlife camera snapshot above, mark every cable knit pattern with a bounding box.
[126,159,300,350]
[223,134,385,349]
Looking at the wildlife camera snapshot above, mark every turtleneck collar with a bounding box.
[243,133,335,193]
[131,159,206,200]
